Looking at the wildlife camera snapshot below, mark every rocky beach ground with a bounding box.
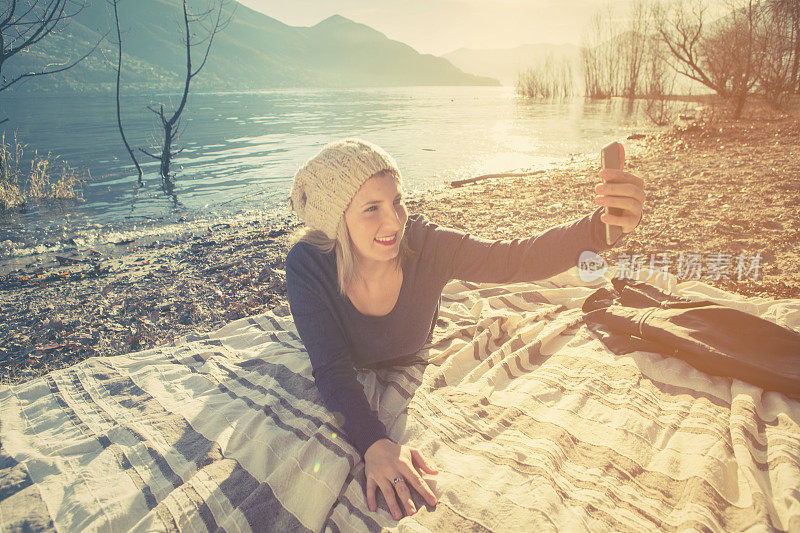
[1,98,798,385]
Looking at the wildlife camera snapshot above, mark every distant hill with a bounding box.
[443,44,581,87]
[8,1,499,94]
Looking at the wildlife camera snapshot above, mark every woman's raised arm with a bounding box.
[413,206,612,284]
[411,168,645,285]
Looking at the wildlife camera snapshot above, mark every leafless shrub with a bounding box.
[756,2,796,109]
[763,0,799,96]
[621,0,650,99]
[643,32,677,125]
[580,0,662,100]
[515,52,574,98]
[580,4,620,98]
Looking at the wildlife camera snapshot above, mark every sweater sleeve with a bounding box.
[285,245,390,458]
[418,206,629,284]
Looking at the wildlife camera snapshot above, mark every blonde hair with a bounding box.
[287,172,415,296]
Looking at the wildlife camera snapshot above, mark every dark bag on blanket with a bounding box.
[581,277,800,399]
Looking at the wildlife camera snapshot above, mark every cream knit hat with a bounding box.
[288,138,402,240]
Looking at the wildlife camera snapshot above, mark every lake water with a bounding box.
[0,86,679,268]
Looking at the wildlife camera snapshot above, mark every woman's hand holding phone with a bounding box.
[596,142,646,245]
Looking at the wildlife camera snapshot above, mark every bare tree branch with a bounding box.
[0,0,104,93]
[138,148,161,161]
[109,0,142,178]
[5,1,69,61]
[0,31,105,92]
[0,1,19,29]
[145,103,168,125]
[654,0,767,118]
[654,1,724,94]
[191,1,227,77]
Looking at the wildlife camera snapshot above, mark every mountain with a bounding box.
[443,44,581,87]
[7,2,499,94]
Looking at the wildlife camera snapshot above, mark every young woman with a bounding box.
[285,138,645,521]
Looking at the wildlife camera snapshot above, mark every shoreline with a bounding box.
[2,101,798,386]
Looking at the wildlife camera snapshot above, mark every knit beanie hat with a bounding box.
[288,138,403,240]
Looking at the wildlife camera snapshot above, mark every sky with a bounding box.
[236,0,639,56]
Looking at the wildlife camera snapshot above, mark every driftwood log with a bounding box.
[450,169,545,188]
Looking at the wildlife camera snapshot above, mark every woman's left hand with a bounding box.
[593,169,646,234]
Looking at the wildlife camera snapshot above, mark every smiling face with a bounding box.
[343,171,408,275]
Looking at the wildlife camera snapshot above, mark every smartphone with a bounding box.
[600,142,625,246]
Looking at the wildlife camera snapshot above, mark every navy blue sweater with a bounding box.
[285,207,623,456]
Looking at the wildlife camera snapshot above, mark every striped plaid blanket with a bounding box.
[2,267,799,532]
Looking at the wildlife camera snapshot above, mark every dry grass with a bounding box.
[0,132,88,211]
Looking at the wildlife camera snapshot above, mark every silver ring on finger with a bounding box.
[392,476,402,485]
